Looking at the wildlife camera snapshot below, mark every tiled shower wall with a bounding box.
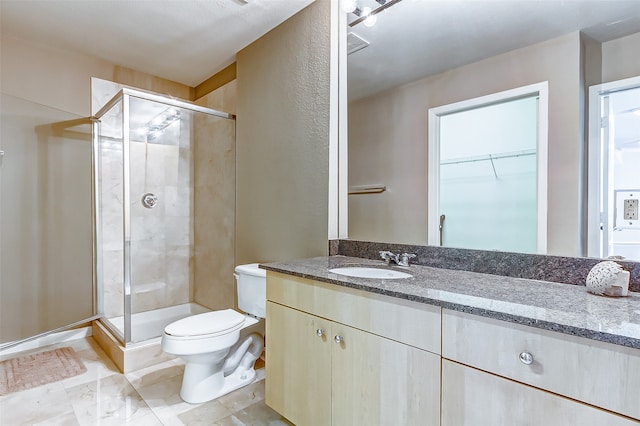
[100,105,193,318]
[129,115,193,314]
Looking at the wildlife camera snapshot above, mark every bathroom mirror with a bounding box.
[345,0,640,257]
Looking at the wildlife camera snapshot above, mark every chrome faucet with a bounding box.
[379,251,416,267]
[398,253,417,266]
[379,251,398,265]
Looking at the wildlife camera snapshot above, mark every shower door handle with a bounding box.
[439,214,445,246]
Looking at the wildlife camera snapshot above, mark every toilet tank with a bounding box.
[235,263,266,318]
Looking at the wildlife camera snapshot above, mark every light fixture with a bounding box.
[362,7,377,27]
[349,0,401,28]
[146,107,180,140]
[342,0,357,13]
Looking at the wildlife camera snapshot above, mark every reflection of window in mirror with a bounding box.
[428,83,548,254]
[588,77,640,262]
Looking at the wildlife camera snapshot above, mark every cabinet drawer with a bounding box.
[267,272,441,354]
[442,360,638,426]
[442,309,640,420]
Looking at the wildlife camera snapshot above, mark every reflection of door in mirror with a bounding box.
[428,83,548,254]
[588,77,640,261]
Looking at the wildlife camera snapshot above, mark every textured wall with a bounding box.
[349,32,582,256]
[235,1,331,265]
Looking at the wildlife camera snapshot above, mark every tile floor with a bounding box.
[0,338,292,425]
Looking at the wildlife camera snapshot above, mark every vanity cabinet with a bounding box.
[442,309,640,424]
[265,269,640,425]
[265,272,441,426]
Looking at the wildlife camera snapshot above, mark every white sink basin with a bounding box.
[328,266,412,279]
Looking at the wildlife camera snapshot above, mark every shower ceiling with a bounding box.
[0,0,314,87]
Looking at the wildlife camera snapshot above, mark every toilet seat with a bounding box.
[165,309,245,339]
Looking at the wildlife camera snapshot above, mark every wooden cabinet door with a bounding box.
[266,301,332,426]
[331,323,441,426]
[442,360,638,426]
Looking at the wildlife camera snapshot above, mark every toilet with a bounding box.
[162,263,266,404]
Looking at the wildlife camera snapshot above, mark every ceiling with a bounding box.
[2,0,639,99]
[0,0,314,87]
[348,0,640,100]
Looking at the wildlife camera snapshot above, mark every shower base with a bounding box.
[93,302,210,373]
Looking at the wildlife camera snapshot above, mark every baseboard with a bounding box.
[0,326,92,359]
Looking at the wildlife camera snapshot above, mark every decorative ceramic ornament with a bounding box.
[586,261,630,297]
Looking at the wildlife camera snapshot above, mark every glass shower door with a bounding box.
[0,93,96,348]
[95,97,126,342]
[127,96,194,343]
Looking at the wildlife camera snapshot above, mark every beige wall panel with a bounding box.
[2,36,113,116]
[602,31,640,84]
[1,36,191,117]
[195,80,237,115]
[349,32,582,256]
[235,1,331,265]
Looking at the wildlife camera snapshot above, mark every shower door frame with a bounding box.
[93,88,235,345]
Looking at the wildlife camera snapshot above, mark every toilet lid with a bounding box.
[164,309,245,337]
[234,263,266,277]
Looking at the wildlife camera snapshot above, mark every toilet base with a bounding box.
[181,367,257,404]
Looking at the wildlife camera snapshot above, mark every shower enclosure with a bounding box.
[94,88,235,346]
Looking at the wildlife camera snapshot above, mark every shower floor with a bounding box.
[106,303,210,343]
[94,303,211,373]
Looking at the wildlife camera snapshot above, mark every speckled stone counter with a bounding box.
[261,256,640,350]
[330,239,640,292]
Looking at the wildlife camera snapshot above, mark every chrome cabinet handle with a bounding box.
[316,329,325,337]
[334,335,344,344]
[519,351,534,365]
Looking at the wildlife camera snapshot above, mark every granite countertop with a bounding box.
[261,255,640,350]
